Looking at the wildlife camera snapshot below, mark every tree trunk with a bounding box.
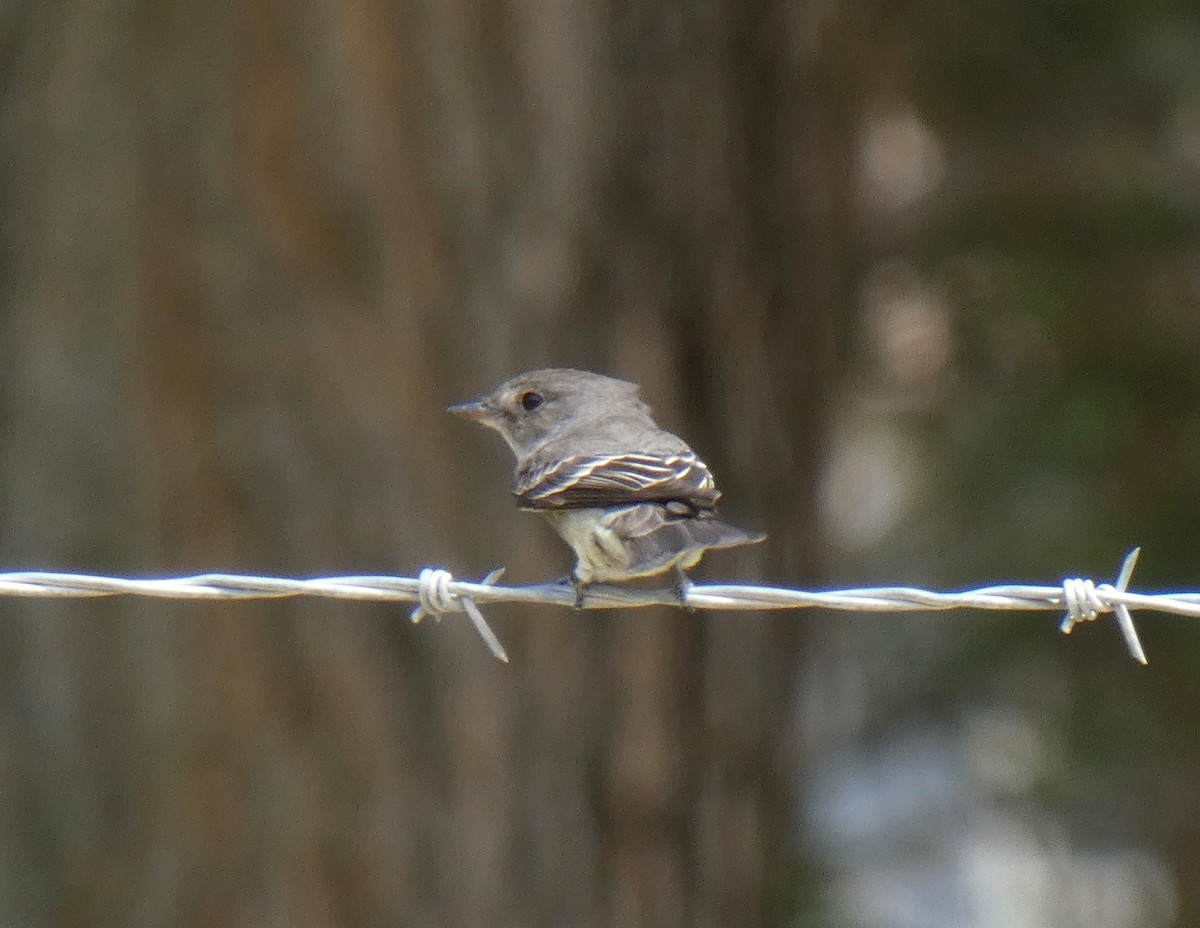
[0,1,850,924]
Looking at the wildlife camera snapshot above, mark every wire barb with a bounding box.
[410,567,509,663]
[1058,548,1148,665]
[0,549,1185,664]
[1109,548,1147,665]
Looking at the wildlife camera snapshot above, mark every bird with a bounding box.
[449,368,764,605]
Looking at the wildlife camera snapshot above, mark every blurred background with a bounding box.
[1,0,1199,925]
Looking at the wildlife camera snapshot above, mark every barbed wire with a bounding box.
[0,548,1185,665]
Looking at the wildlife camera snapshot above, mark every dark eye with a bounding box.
[519,391,545,412]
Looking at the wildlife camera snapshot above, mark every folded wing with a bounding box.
[516,452,720,510]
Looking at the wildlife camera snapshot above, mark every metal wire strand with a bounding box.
[0,548,1171,664]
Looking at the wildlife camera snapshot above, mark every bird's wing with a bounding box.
[515,451,720,510]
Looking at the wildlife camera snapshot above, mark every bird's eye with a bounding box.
[519,391,545,412]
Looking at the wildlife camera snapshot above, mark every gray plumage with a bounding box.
[449,368,764,585]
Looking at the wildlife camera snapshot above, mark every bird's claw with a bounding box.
[573,579,589,611]
[555,574,589,610]
[673,567,695,612]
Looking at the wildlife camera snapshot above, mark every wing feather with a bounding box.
[516,452,720,510]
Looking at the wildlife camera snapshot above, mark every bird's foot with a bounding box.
[672,567,695,612]
[555,574,590,610]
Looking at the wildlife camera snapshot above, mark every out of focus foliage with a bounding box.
[813,2,1200,924]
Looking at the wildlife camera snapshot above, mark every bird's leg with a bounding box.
[672,566,695,611]
[573,576,590,611]
[556,573,590,610]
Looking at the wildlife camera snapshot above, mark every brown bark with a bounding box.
[0,1,848,924]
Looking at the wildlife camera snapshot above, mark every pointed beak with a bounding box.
[447,400,493,423]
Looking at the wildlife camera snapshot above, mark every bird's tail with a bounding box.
[612,505,765,578]
[682,516,766,551]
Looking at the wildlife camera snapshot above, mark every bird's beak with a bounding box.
[447,400,493,423]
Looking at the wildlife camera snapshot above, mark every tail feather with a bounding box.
[682,516,766,551]
[606,505,765,578]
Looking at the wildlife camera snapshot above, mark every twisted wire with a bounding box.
[0,549,1172,664]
